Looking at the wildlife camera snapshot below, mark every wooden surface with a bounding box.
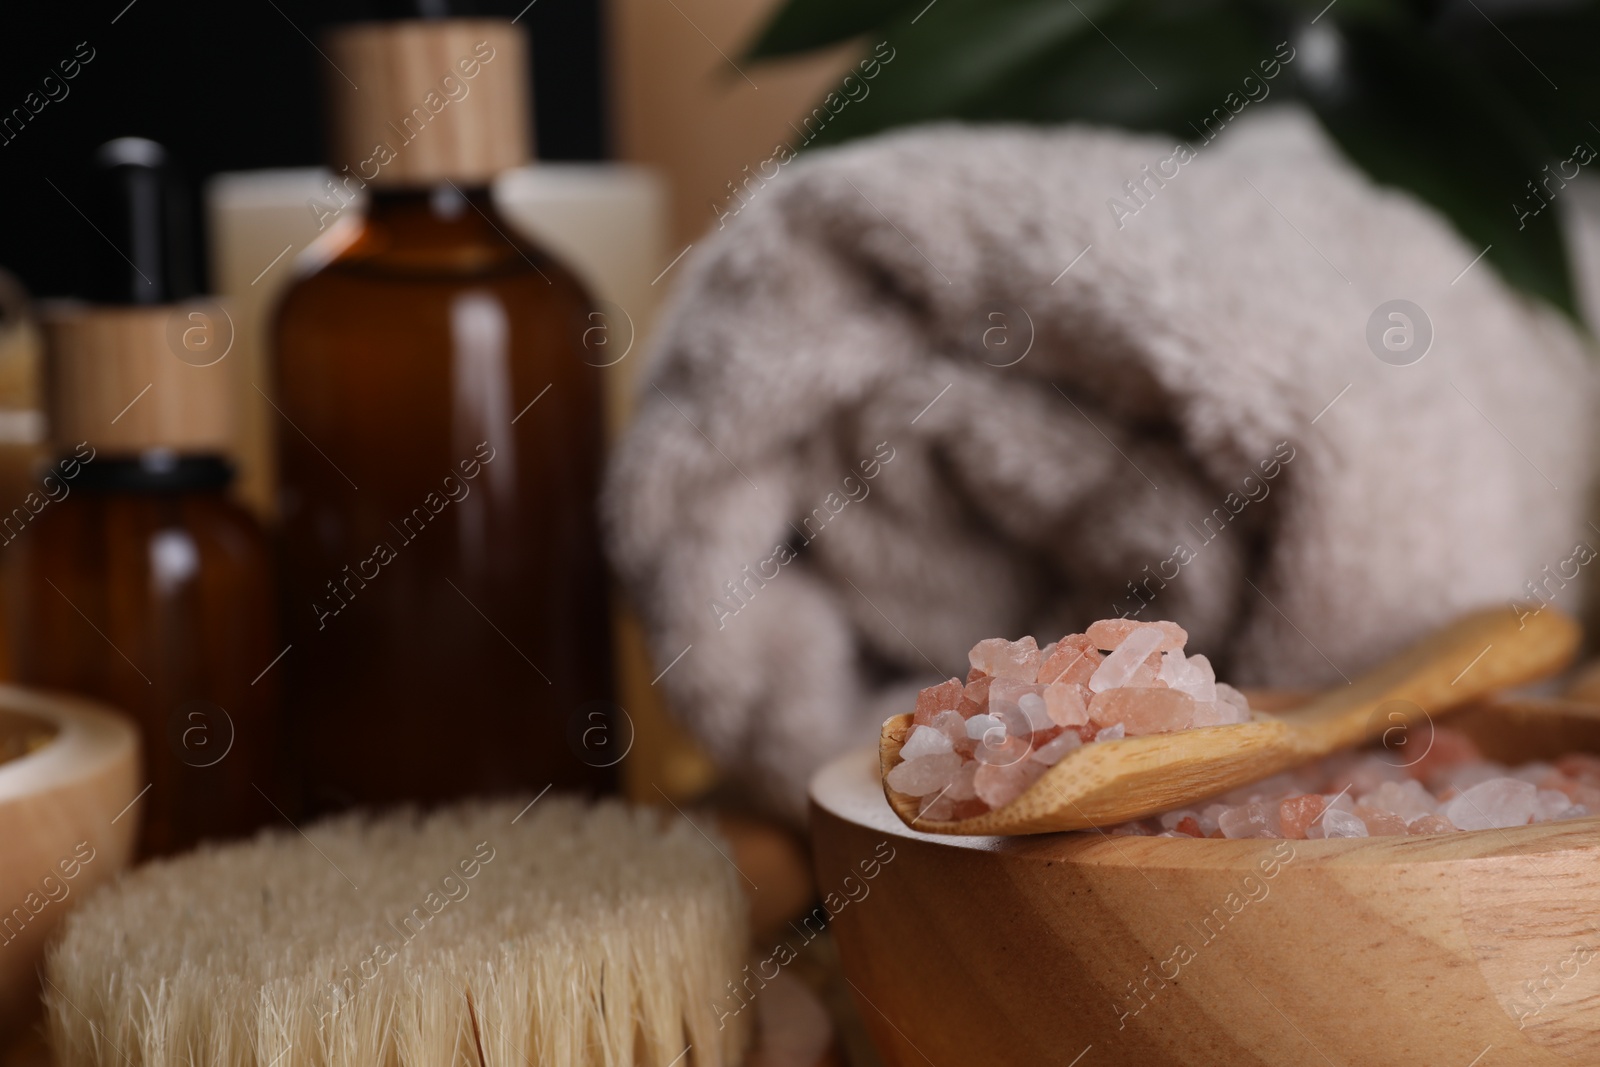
[816,695,1600,1066]
[42,305,237,455]
[322,20,529,187]
[0,688,139,1043]
[881,607,1579,835]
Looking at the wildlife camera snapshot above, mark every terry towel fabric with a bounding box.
[605,112,1597,819]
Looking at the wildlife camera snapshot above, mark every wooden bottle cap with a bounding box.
[41,303,237,455]
[322,20,532,189]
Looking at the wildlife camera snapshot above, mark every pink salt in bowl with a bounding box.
[811,696,1600,1067]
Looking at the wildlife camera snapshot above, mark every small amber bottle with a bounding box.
[273,16,614,813]
[9,139,280,858]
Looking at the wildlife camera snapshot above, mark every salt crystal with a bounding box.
[1219,802,1282,838]
[1086,618,1187,652]
[965,714,1008,743]
[1017,693,1053,732]
[900,725,954,761]
[974,758,1045,808]
[1030,730,1083,766]
[974,733,1032,768]
[964,677,991,707]
[1095,723,1126,742]
[912,679,965,725]
[1358,780,1436,823]
[1127,660,1161,688]
[1176,654,1217,703]
[990,702,1032,740]
[1407,814,1454,835]
[969,637,1042,681]
[930,710,967,744]
[1088,687,1196,736]
[945,759,979,801]
[916,794,957,822]
[1199,804,1229,836]
[991,679,1050,732]
[1534,789,1575,822]
[886,753,961,796]
[1043,680,1089,726]
[1318,808,1369,838]
[1159,648,1188,688]
[1037,635,1101,686]
[1215,683,1250,714]
[1278,795,1326,839]
[1088,626,1167,692]
[1355,806,1408,836]
[1159,810,1198,831]
[1443,778,1538,831]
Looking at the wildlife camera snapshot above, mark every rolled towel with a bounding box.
[605,111,1597,820]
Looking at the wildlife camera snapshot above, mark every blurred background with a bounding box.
[6,2,1600,1064]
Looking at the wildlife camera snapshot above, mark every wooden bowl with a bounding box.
[0,688,139,1042]
[810,698,1600,1066]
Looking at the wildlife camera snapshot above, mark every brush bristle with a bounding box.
[44,797,750,1067]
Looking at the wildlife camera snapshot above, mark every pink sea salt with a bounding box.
[1407,814,1455,835]
[1088,687,1196,736]
[1278,795,1325,839]
[1356,806,1408,836]
[974,758,1045,809]
[968,636,1041,680]
[899,725,954,761]
[1086,618,1188,652]
[1043,680,1089,727]
[1102,726,1600,839]
[1037,635,1101,686]
[1219,802,1282,839]
[888,617,1255,817]
[912,679,965,725]
[1317,808,1369,838]
[885,753,961,796]
[1088,625,1167,692]
[1443,778,1538,831]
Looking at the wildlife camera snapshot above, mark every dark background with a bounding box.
[0,0,608,301]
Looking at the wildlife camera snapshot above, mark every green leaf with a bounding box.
[979,0,1281,135]
[1298,24,1578,317]
[745,0,927,59]
[793,0,1124,144]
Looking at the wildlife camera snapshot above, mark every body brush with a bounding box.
[44,797,749,1067]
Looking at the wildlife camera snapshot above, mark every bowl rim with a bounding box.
[0,685,139,804]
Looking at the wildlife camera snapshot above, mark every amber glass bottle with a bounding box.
[10,139,279,857]
[273,17,614,813]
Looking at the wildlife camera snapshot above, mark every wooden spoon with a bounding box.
[879,606,1580,835]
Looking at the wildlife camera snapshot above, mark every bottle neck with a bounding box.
[348,183,528,269]
[365,183,502,237]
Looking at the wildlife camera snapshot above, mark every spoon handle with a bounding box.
[1280,606,1579,755]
